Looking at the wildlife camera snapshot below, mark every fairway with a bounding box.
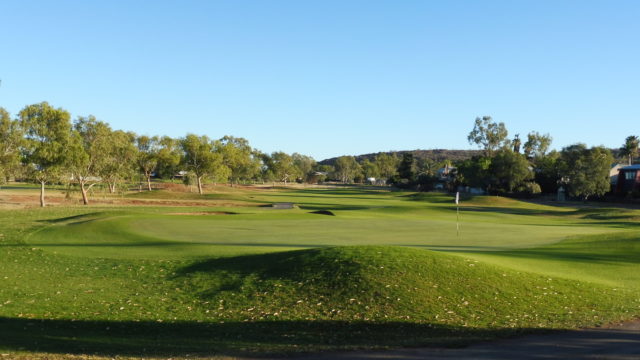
[26,189,623,259]
[2,186,640,358]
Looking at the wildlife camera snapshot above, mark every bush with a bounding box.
[516,182,542,197]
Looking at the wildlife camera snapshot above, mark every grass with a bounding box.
[1,185,639,358]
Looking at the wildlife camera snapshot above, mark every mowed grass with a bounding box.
[26,189,624,259]
[1,185,639,358]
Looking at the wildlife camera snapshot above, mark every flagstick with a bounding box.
[455,191,460,238]
[456,204,459,237]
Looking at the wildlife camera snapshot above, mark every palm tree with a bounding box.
[620,135,639,165]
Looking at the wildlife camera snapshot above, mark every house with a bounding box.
[615,165,640,194]
[173,170,188,179]
[609,164,625,186]
[437,164,456,181]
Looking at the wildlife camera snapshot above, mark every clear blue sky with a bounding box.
[1,0,638,160]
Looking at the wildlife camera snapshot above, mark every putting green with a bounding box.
[27,197,621,259]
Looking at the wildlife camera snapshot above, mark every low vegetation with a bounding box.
[1,185,639,358]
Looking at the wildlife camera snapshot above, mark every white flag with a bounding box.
[455,192,459,205]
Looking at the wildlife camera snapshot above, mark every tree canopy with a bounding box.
[619,135,639,166]
[559,144,613,200]
[467,116,508,156]
[18,102,73,207]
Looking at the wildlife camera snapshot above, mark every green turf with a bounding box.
[1,186,639,358]
[26,191,625,259]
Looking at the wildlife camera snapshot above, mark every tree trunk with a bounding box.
[80,182,89,205]
[40,181,46,207]
[197,176,203,195]
[146,174,152,191]
[108,182,116,193]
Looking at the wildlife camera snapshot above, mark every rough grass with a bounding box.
[1,186,639,358]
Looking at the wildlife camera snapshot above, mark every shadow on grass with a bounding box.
[2,242,324,249]
[448,206,640,227]
[0,316,552,357]
[298,203,373,211]
[454,206,564,217]
[176,248,353,279]
[37,213,105,224]
[482,248,640,265]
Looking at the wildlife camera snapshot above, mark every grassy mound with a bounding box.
[178,246,637,329]
[3,245,635,357]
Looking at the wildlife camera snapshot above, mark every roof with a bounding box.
[620,165,640,170]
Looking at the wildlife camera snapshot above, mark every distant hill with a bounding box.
[319,149,482,165]
[319,148,630,166]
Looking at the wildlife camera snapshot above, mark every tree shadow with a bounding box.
[37,213,105,224]
[298,203,374,211]
[0,316,553,358]
[481,247,640,265]
[2,242,325,249]
[175,248,354,280]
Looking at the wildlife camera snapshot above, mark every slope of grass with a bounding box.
[1,186,640,358]
[1,245,637,357]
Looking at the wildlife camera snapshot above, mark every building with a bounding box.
[437,164,456,181]
[609,164,625,186]
[615,165,640,194]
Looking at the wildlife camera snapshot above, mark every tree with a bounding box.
[155,136,182,179]
[0,108,23,185]
[180,134,224,194]
[333,156,360,183]
[489,149,533,193]
[512,134,521,153]
[69,116,112,205]
[374,153,399,182]
[559,144,613,200]
[619,135,639,166]
[534,150,561,194]
[313,164,333,183]
[397,153,416,181]
[258,152,276,183]
[456,156,492,190]
[270,151,299,184]
[101,130,137,193]
[136,135,160,191]
[217,136,259,185]
[523,132,553,159]
[292,153,316,183]
[467,116,508,156]
[18,102,72,207]
[361,159,380,179]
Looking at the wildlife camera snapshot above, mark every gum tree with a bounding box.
[467,116,508,156]
[180,134,224,194]
[136,135,160,191]
[18,102,72,207]
[69,116,113,205]
[102,130,138,193]
[0,107,23,186]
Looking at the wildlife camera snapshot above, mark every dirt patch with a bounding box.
[0,192,263,209]
[166,211,238,216]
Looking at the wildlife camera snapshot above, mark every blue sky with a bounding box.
[1,1,638,160]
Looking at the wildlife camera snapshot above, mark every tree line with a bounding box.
[2,103,637,206]
[456,116,638,200]
[0,102,412,206]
